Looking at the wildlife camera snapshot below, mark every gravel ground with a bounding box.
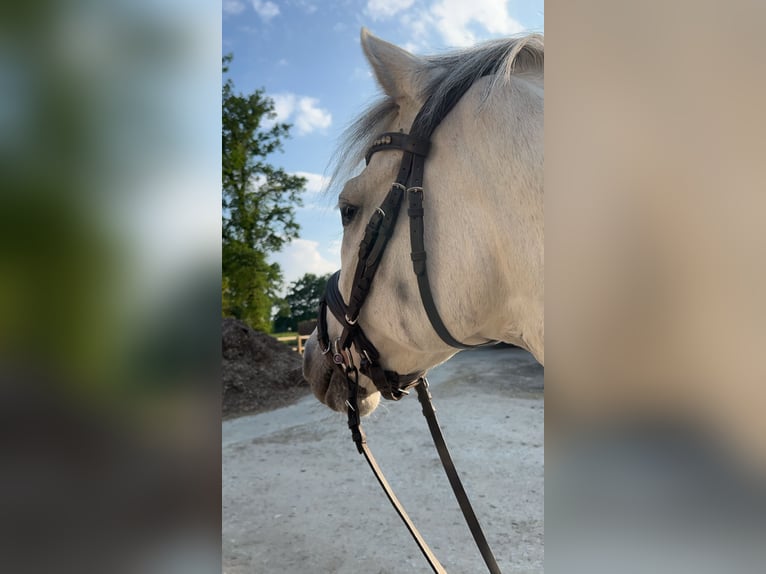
[223,346,543,574]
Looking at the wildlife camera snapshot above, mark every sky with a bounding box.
[223,0,544,289]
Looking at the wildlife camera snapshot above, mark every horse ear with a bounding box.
[361,28,423,102]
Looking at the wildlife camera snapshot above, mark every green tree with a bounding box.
[273,273,331,332]
[222,54,306,331]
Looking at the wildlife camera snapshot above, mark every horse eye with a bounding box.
[340,204,358,226]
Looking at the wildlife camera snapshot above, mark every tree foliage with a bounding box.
[273,273,330,332]
[222,54,306,331]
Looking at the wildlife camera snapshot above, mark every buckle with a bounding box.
[332,337,354,369]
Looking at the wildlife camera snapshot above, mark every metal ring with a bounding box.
[345,313,358,325]
[375,206,386,217]
[407,186,424,193]
[391,182,407,192]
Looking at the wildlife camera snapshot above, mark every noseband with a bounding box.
[315,76,502,574]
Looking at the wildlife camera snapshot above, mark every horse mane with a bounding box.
[328,33,544,193]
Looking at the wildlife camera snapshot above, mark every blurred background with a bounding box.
[0,0,220,572]
[546,0,766,572]
[2,0,766,572]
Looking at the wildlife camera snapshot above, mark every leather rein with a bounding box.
[316,80,502,574]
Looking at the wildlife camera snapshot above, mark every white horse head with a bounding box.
[303,29,543,415]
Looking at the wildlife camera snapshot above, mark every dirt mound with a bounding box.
[222,318,311,419]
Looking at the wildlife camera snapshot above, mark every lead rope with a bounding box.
[345,370,447,573]
[346,375,502,574]
[415,379,503,574]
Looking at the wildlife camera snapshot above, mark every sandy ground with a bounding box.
[223,346,543,573]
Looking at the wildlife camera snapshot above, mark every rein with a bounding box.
[316,77,502,574]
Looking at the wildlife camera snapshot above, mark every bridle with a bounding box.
[316,74,503,574]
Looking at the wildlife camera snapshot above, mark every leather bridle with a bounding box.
[317,111,492,401]
[315,77,502,574]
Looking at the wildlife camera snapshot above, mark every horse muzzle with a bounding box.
[302,331,381,415]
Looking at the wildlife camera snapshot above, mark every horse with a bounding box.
[303,28,543,418]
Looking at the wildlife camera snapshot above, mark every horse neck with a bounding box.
[427,74,544,361]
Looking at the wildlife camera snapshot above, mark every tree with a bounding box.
[222,54,306,331]
[272,273,331,332]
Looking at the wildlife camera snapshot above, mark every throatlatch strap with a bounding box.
[407,186,479,349]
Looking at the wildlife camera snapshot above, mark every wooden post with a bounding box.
[298,335,309,354]
[276,334,311,354]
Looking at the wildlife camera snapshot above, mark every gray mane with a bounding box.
[328,33,544,193]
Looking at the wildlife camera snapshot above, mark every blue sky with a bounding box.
[223,0,544,288]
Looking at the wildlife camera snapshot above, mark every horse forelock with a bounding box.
[327,33,544,196]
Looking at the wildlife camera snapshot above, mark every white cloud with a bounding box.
[252,0,280,21]
[275,238,339,285]
[302,2,318,14]
[248,173,267,190]
[401,41,420,54]
[271,93,295,122]
[366,0,415,20]
[295,97,332,133]
[391,0,526,52]
[428,0,525,46]
[248,171,328,197]
[223,0,246,15]
[293,171,330,194]
[327,239,342,258]
[271,93,332,135]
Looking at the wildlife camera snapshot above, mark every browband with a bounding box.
[365,132,431,164]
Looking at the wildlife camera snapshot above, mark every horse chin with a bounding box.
[303,335,380,416]
[317,369,381,416]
